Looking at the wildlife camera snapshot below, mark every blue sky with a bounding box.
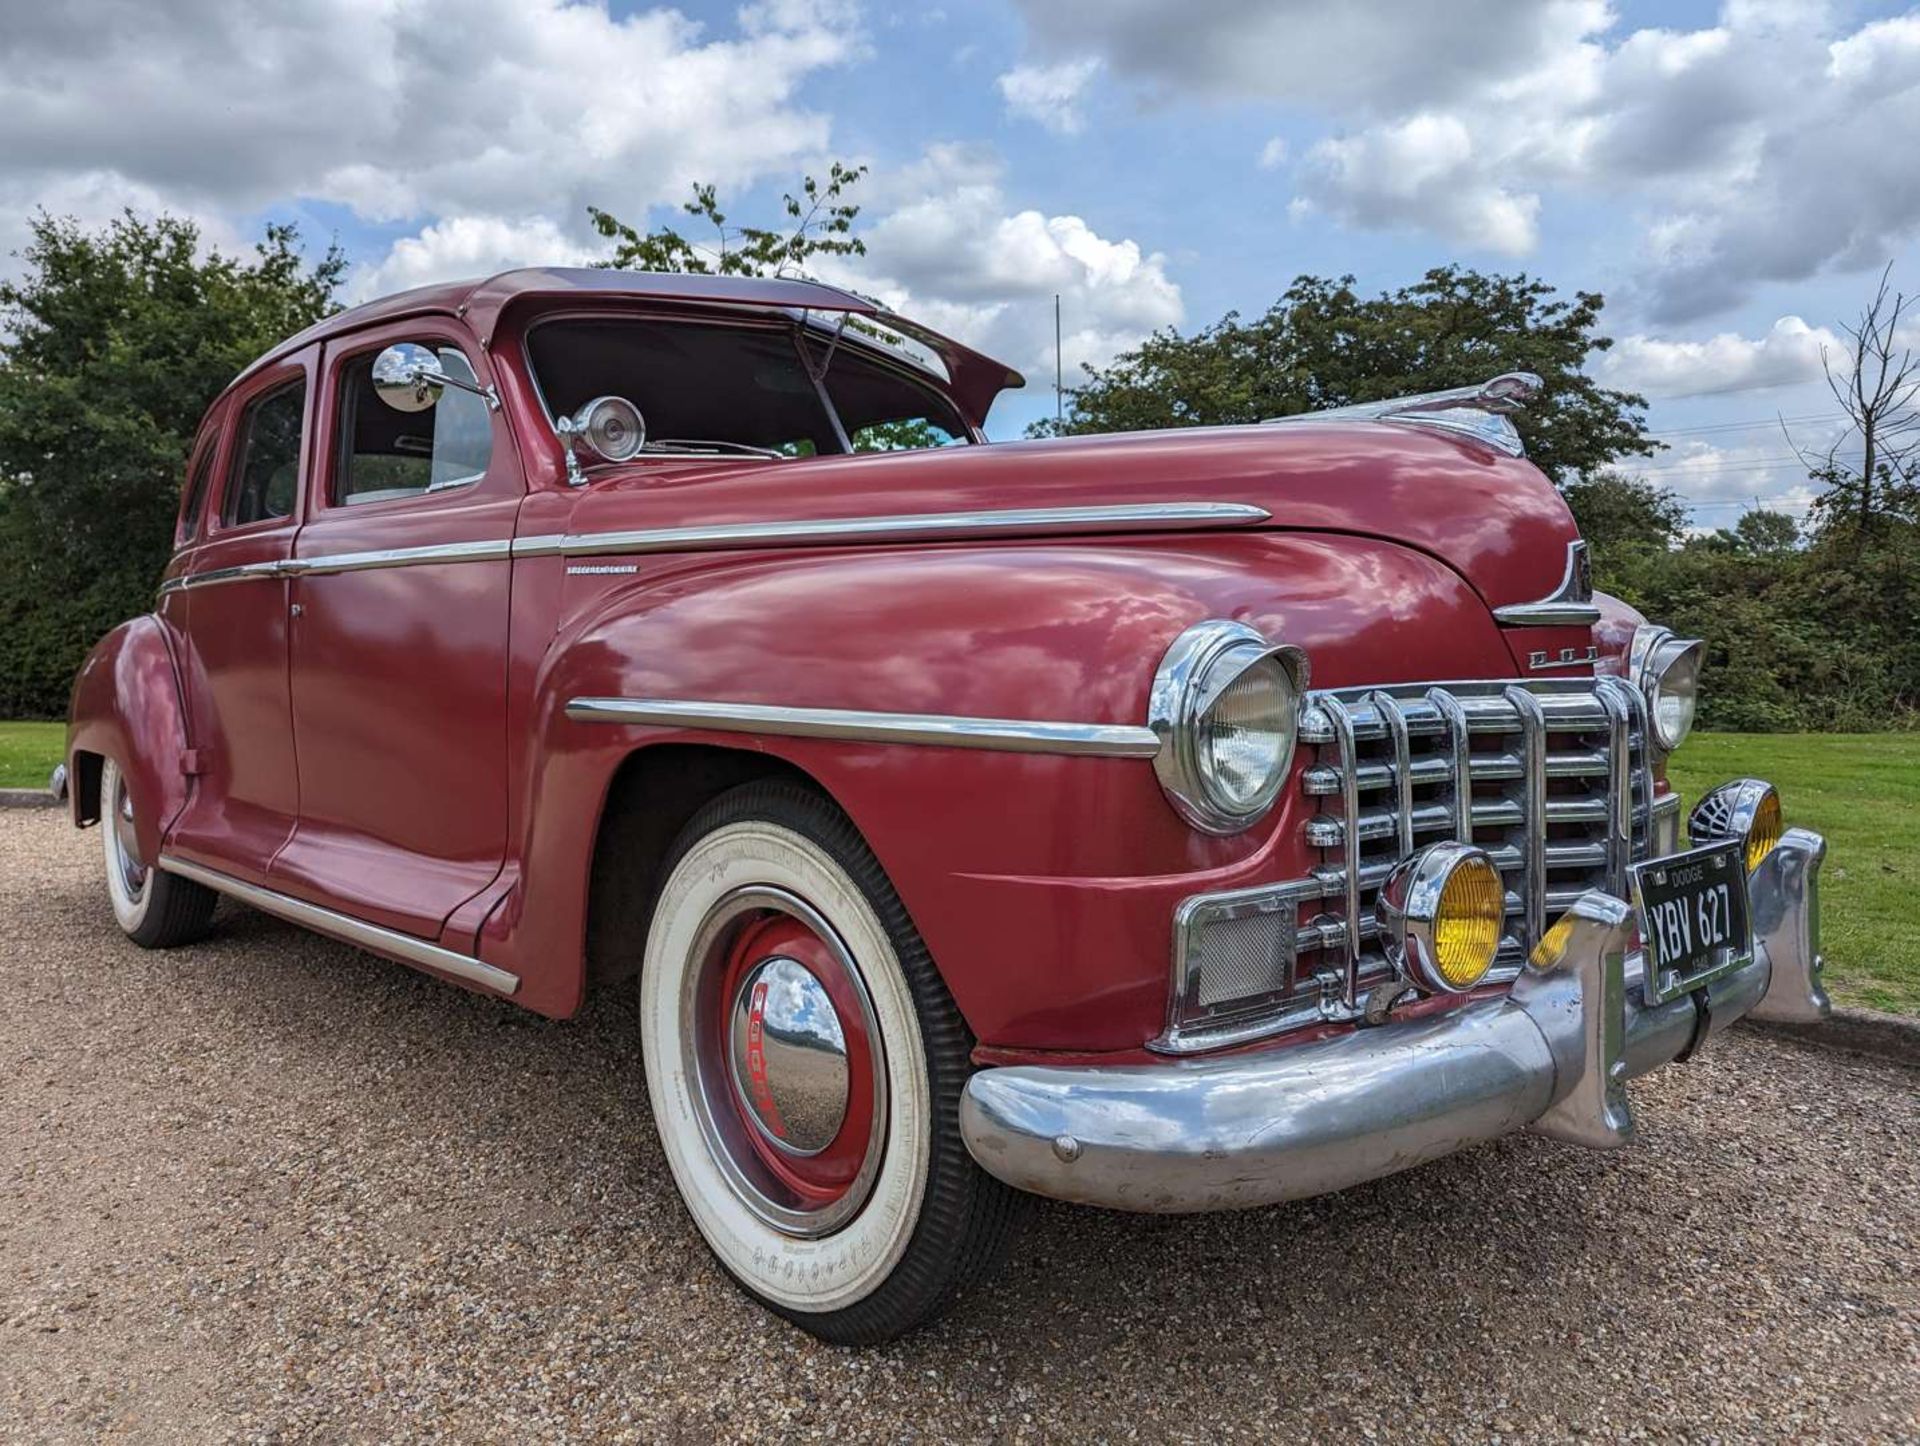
[6,0,1918,527]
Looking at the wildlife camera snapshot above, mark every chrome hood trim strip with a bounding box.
[158,855,521,996]
[515,501,1271,560]
[1493,540,1601,627]
[565,697,1162,757]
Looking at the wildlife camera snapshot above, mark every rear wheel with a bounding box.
[99,758,216,948]
[639,781,1023,1345]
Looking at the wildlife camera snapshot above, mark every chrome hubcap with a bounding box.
[683,885,886,1239]
[727,956,850,1155]
[109,774,147,895]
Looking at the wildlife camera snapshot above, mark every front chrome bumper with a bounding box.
[960,827,1829,1213]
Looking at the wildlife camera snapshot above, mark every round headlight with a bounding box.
[1149,621,1306,834]
[1634,627,1704,751]
[1377,841,1505,994]
[1689,778,1783,873]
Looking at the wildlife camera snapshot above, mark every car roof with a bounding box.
[231,268,1025,426]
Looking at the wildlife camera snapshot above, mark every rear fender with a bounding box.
[66,614,192,862]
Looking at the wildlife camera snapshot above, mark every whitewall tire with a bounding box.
[639,781,1022,1344]
[98,757,216,949]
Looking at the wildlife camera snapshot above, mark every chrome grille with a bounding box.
[1292,677,1676,1019]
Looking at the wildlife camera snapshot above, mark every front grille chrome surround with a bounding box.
[1155,676,1683,1055]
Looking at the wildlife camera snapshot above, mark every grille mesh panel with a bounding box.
[1191,910,1292,1008]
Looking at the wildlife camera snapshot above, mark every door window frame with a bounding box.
[207,350,317,540]
[312,319,521,522]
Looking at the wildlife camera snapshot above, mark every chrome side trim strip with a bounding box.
[564,697,1161,757]
[157,561,285,596]
[161,504,1269,595]
[515,502,1271,560]
[1493,540,1601,627]
[157,855,521,996]
[284,538,514,576]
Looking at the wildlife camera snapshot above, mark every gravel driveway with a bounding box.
[3,808,1916,1444]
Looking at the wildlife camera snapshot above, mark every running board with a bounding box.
[158,854,521,997]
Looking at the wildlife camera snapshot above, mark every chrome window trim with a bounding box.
[157,854,521,996]
[564,696,1160,758]
[513,501,1271,560]
[1492,540,1601,627]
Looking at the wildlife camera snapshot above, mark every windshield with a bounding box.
[525,316,972,457]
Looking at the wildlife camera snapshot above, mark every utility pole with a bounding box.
[1054,294,1064,424]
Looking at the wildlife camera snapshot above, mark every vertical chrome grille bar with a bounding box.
[1370,690,1415,859]
[1503,685,1548,953]
[1320,693,1365,1008]
[1618,683,1656,860]
[1426,686,1473,843]
[1594,677,1634,899]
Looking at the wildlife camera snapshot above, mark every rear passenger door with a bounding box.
[268,321,521,941]
[166,351,315,882]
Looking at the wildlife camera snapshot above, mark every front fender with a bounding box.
[509,533,1521,1048]
[66,614,191,863]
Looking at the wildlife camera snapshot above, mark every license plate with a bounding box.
[1631,840,1752,1004]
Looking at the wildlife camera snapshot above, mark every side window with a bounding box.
[335,347,492,506]
[178,444,216,543]
[224,379,306,527]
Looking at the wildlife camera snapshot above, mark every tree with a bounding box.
[589,163,868,277]
[1031,267,1655,480]
[0,211,344,717]
[1560,472,1688,556]
[1723,508,1801,554]
[1787,264,1920,541]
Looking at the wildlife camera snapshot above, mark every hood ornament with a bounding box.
[1263,371,1543,458]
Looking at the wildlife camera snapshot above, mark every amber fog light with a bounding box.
[1377,841,1505,994]
[1689,778,1784,873]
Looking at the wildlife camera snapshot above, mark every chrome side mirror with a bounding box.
[371,342,499,413]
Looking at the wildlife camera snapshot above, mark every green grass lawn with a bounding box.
[1669,733,1919,1015]
[0,720,64,789]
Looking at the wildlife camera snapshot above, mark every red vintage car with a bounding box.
[65,269,1830,1344]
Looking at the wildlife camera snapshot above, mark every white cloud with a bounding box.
[1295,114,1542,255]
[996,59,1101,135]
[1011,0,1920,315]
[1598,316,1843,399]
[1006,0,1609,113]
[347,216,604,303]
[811,144,1183,384]
[1256,137,1288,171]
[1635,434,1828,529]
[0,0,862,249]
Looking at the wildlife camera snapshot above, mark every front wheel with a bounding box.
[99,757,216,948]
[639,781,1023,1345]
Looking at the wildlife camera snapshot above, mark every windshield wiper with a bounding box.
[643,439,788,460]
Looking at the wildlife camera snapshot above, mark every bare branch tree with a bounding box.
[1786,264,1920,537]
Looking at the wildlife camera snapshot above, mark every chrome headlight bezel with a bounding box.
[1688,777,1783,873]
[1148,620,1308,835]
[1630,625,1704,752]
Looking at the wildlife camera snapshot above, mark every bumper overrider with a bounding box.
[960,826,1829,1213]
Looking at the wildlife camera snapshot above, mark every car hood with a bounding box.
[564,420,1582,616]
